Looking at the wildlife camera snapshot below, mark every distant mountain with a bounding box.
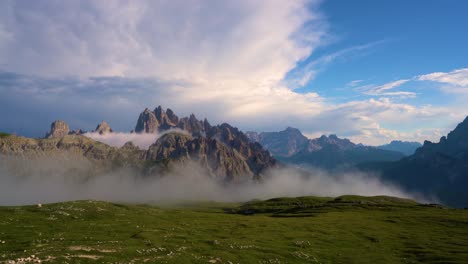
[248,128,405,169]
[362,116,468,207]
[245,127,309,157]
[283,135,404,169]
[378,140,422,156]
[0,106,277,182]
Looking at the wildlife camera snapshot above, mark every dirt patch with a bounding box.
[69,246,116,253]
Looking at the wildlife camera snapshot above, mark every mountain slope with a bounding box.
[362,116,468,207]
[378,140,422,156]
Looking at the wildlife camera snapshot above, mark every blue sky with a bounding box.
[297,0,467,103]
[0,0,467,145]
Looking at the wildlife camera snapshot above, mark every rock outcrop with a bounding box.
[135,106,181,133]
[146,132,253,181]
[45,120,70,138]
[135,108,159,133]
[94,121,113,134]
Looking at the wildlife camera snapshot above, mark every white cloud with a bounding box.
[371,79,410,93]
[0,0,324,82]
[359,79,413,97]
[418,68,468,87]
[287,41,385,88]
[0,1,464,146]
[346,80,363,87]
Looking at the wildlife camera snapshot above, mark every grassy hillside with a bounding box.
[0,132,10,138]
[1,196,467,263]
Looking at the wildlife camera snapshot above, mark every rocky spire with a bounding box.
[95,121,113,134]
[166,108,179,125]
[135,108,159,133]
[154,106,165,121]
[45,120,70,138]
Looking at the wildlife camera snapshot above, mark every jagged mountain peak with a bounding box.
[45,120,70,138]
[132,106,277,179]
[95,121,113,134]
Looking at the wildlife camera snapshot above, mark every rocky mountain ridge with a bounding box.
[1,106,277,182]
[135,106,276,179]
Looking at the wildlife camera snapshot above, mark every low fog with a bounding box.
[84,132,159,149]
[83,129,191,149]
[0,156,429,206]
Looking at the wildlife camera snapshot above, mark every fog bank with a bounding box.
[83,129,190,149]
[0,157,428,206]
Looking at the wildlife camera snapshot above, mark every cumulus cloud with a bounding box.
[0,0,323,80]
[0,1,464,145]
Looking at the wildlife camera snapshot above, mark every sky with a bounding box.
[0,0,467,145]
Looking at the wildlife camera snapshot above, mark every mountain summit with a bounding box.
[135,106,276,179]
[135,106,207,135]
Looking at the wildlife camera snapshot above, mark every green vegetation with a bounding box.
[1,196,467,263]
[0,132,11,138]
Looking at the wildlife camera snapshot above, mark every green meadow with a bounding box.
[1,196,467,263]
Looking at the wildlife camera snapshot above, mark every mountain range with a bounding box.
[377,140,422,156]
[0,106,276,182]
[246,127,407,169]
[1,106,467,207]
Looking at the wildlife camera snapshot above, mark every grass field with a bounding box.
[1,196,467,263]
